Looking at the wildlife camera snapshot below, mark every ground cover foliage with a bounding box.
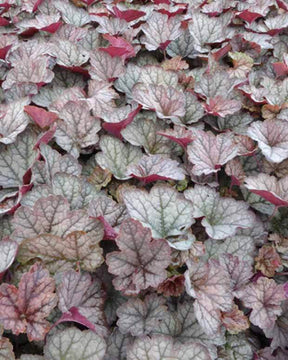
[0,0,288,359]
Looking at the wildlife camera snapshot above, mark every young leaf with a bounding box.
[187,131,238,175]
[0,263,57,341]
[247,119,288,163]
[238,277,286,330]
[184,185,255,239]
[18,230,103,272]
[24,105,58,129]
[44,327,106,360]
[57,270,107,336]
[106,219,171,295]
[122,184,194,239]
[184,259,233,335]
[95,135,142,180]
[117,294,167,336]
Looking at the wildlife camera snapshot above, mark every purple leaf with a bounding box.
[106,219,171,295]
[238,277,286,330]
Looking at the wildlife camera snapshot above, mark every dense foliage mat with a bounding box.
[0,0,288,359]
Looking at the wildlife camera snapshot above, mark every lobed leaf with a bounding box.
[106,219,171,295]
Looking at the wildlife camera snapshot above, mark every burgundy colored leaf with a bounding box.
[157,126,195,148]
[24,105,58,129]
[101,104,141,138]
[0,263,57,341]
[111,6,146,22]
[101,34,136,60]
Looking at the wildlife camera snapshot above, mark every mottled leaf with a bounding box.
[106,219,171,295]
[44,327,106,360]
[184,185,255,239]
[238,277,286,330]
[95,135,142,180]
[127,335,212,360]
[248,119,288,163]
[18,230,103,272]
[141,12,183,51]
[127,154,185,182]
[122,184,194,239]
[55,100,101,158]
[0,129,38,188]
[185,259,233,335]
[57,270,107,336]
[0,263,57,341]
[187,131,238,175]
[244,173,288,207]
[117,294,167,336]
[12,195,102,243]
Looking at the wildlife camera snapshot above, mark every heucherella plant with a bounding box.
[0,0,288,359]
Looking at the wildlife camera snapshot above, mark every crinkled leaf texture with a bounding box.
[0,263,57,341]
[122,184,194,239]
[44,327,107,360]
[184,185,256,239]
[106,219,171,295]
